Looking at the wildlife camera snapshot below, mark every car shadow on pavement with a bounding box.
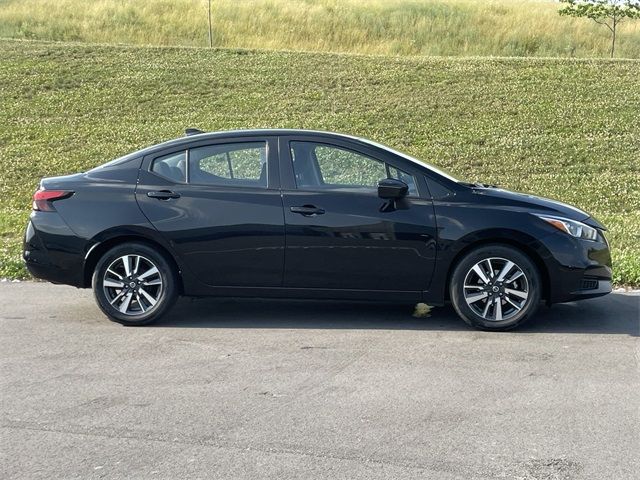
[154,293,639,336]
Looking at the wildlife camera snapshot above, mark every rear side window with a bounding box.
[189,142,267,188]
[151,151,187,182]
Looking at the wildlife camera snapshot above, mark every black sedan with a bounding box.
[23,129,612,330]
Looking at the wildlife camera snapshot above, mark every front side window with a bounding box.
[189,142,267,187]
[290,141,417,195]
[388,165,418,196]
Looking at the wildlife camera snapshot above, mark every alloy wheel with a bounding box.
[102,254,163,316]
[463,257,529,322]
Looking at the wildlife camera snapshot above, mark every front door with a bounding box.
[279,137,437,292]
[136,137,284,287]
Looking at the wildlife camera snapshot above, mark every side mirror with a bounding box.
[378,178,408,200]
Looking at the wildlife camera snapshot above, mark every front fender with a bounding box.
[424,202,556,304]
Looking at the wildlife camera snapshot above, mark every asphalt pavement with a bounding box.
[1,282,638,479]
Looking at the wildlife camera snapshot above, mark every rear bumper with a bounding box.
[540,231,612,304]
[23,213,86,287]
[24,259,75,285]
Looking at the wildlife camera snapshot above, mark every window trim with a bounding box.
[147,139,272,190]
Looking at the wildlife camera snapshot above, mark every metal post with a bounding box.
[208,0,213,48]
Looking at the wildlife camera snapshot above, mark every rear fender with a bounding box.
[82,226,190,290]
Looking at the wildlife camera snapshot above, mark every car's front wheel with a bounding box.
[92,242,178,326]
[449,245,541,331]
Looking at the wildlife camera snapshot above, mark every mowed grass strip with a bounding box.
[0,40,638,284]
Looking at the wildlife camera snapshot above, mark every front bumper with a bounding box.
[539,230,612,304]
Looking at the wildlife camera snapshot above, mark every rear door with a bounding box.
[136,136,285,287]
[279,135,438,292]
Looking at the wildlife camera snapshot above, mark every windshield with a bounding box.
[360,138,461,183]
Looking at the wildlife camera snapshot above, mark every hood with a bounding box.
[471,187,605,229]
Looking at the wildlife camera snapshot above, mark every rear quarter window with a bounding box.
[151,151,187,183]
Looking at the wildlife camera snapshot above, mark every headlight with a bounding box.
[534,214,598,241]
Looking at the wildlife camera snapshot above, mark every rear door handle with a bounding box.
[290,205,325,216]
[147,190,181,200]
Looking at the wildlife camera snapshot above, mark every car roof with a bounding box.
[148,129,374,152]
[144,128,437,171]
[101,129,459,183]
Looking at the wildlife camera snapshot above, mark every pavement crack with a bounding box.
[1,420,449,474]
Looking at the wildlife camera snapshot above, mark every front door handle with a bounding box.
[290,205,325,216]
[147,190,181,200]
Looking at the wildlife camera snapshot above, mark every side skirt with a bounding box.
[180,285,426,304]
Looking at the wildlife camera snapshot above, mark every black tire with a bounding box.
[92,242,178,326]
[449,244,541,331]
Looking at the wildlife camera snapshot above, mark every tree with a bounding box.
[559,0,640,58]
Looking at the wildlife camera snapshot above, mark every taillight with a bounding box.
[32,188,73,211]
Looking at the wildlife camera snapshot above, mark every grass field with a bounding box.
[0,0,639,58]
[0,39,639,285]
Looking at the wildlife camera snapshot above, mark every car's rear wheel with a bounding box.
[92,242,178,326]
[449,245,541,331]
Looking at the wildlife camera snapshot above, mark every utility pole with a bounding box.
[208,0,213,48]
